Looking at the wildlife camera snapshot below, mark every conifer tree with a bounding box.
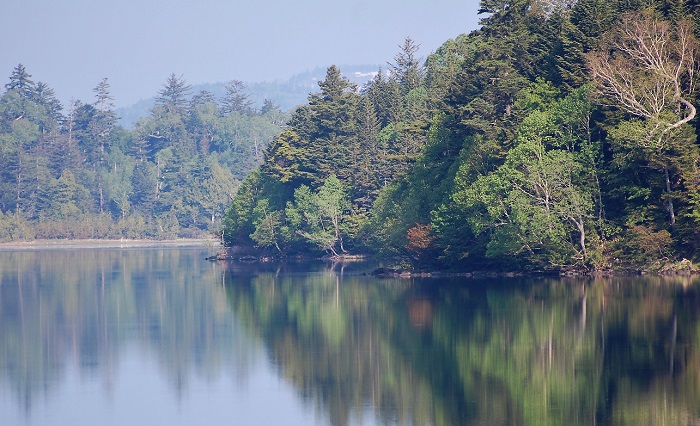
[220,80,253,116]
[5,64,34,99]
[155,74,191,116]
[301,65,359,186]
[390,38,425,95]
[92,78,117,161]
[351,97,382,209]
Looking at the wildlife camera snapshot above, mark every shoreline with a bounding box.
[0,238,221,251]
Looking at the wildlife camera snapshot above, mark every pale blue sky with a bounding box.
[1,0,481,107]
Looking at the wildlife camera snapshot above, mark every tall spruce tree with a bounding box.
[155,74,191,116]
[390,38,425,95]
[220,80,253,116]
[301,65,359,186]
[5,64,34,99]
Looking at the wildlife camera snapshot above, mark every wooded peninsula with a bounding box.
[2,0,699,273]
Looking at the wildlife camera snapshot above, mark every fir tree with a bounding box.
[155,74,191,116]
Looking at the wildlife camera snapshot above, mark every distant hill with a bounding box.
[116,65,381,129]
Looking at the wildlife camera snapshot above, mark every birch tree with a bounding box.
[587,11,698,226]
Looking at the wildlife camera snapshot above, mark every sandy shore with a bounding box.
[0,238,221,250]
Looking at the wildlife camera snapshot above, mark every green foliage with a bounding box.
[155,73,191,115]
[285,175,350,255]
[3,0,699,270]
[262,129,302,184]
[0,67,287,241]
[449,84,602,269]
[249,198,284,252]
[223,169,265,246]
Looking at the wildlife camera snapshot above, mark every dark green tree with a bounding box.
[91,78,117,168]
[351,97,382,210]
[130,160,157,214]
[5,64,35,99]
[187,90,219,155]
[298,65,359,186]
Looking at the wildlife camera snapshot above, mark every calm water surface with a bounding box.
[1,248,699,425]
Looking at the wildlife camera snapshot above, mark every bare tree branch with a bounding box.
[587,11,698,138]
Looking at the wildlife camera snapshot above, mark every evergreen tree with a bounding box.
[364,68,402,128]
[155,74,191,116]
[130,160,157,214]
[390,38,425,95]
[220,80,253,116]
[299,65,359,186]
[352,97,382,209]
[5,64,35,99]
[71,101,102,167]
[33,82,63,126]
[187,90,219,155]
[260,98,279,115]
[569,0,616,51]
[551,15,588,91]
[91,78,117,163]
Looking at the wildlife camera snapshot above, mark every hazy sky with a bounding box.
[1,0,482,108]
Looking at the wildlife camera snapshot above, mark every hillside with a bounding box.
[222,2,700,273]
[116,65,381,128]
[0,69,289,240]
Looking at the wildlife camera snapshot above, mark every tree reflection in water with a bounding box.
[223,266,700,426]
[1,250,700,425]
[0,248,258,416]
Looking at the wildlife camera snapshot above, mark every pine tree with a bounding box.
[187,90,218,155]
[33,82,63,125]
[301,65,359,186]
[130,160,157,214]
[390,38,425,95]
[570,0,616,51]
[155,74,191,116]
[92,78,117,162]
[5,64,35,99]
[220,80,253,116]
[552,15,588,92]
[260,99,279,115]
[364,69,402,128]
[351,97,382,209]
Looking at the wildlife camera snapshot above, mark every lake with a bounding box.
[1,247,699,425]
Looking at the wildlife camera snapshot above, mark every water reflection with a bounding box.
[1,249,700,425]
[223,269,700,425]
[0,248,261,425]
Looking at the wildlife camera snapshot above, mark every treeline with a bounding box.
[0,70,287,240]
[224,0,700,271]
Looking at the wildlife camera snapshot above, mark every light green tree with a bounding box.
[250,198,283,253]
[453,85,599,269]
[285,175,349,256]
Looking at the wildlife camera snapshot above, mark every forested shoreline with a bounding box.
[2,0,700,273]
[0,70,287,240]
[223,0,700,273]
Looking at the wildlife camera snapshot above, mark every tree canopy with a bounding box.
[223,1,700,272]
[3,0,700,272]
[0,70,287,240]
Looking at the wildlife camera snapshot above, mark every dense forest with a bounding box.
[2,0,699,272]
[223,0,700,272]
[0,70,287,239]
